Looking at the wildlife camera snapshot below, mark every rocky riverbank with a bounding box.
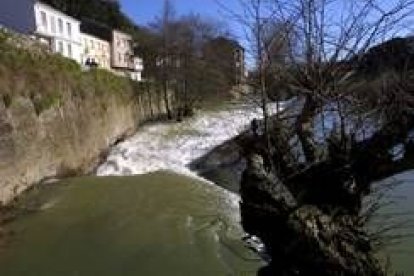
[240,150,384,275]
[191,114,389,275]
[0,29,171,205]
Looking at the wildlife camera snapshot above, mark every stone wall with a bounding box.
[0,29,169,204]
[0,84,167,205]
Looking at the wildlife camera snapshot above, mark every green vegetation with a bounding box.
[0,29,142,115]
[31,93,62,115]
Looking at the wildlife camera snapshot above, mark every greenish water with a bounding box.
[373,171,414,275]
[0,172,262,275]
[0,171,412,275]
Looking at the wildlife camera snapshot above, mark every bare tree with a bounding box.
[149,5,236,118]
[150,0,176,119]
[172,14,228,117]
[217,0,282,161]
[221,0,414,175]
[219,0,414,273]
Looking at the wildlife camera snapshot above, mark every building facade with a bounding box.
[233,46,245,85]
[80,21,144,81]
[110,30,143,81]
[34,2,82,63]
[80,32,111,70]
[0,0,82,63]
[130,57,143,81]
[111,30,134,69]
[0,0,143,81]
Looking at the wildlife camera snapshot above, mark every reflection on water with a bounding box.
[0,172,262,275]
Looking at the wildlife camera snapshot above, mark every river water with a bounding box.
[0,173,262,275]
[96,101,277,177]
[0,101,277,275]
[0,101,412,275]
[370,171,414,275]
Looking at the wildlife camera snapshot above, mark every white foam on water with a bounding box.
[96,101,283,212]
[97,102,281,177]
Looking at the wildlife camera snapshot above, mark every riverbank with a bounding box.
[0,94,412,274]
[189,111,414,275]
[0,29,172,205]
[0,99,268,275]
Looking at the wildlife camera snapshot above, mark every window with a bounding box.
[51,16,56,33]
[58,41,64,54]
[40,11,47,28]
[118,53,122,63]
[58,18,63,34]
[67,22,72,37]
[67,43,72,58]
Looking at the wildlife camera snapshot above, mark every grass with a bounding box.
[31,93,62,115]
[0,29,145,115]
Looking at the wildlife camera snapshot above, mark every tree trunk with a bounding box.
[296,95,318,163]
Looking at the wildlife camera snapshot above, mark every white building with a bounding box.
[130,57,144,82]
[0,0,82,63]
[111,30,134,70]
[80,32,111,70]
[81,21,144,81]
[108,29,143,81]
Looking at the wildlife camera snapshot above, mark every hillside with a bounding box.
[353,37,414,75]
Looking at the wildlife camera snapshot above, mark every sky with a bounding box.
[118,0,414,68]
[119,0,255,65]
[119,0,246,42]
[119,0,237,26]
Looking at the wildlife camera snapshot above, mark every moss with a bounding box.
[2,94,12,108]
[31,94,62,116]
[0,31,151,116]
[0,30,8,44]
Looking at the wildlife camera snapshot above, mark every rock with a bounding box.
[241,153,297,211]
[285,206,383,275]
[240,150,385,275]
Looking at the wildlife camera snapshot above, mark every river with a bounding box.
[0,101,277,275]
[0,173,262,275]
[0,101,412,275]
